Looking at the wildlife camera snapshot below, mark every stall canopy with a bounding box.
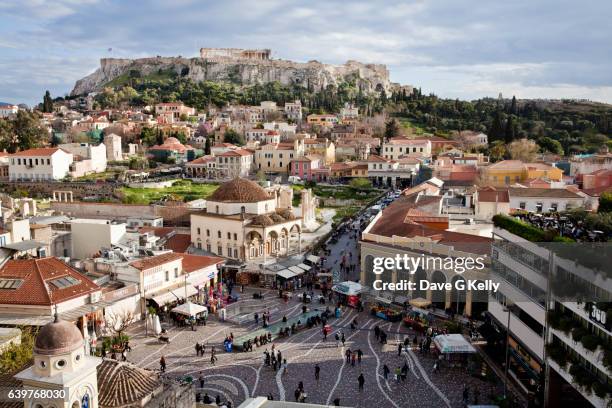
[433,334,476,353]
[305,255,320,264]
[277,269,296,280]
[288,265,307,275]
[171,302,208,317]
[297,263,312,271]
[332,281,366,296]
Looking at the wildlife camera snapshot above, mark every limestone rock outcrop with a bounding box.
[71,51,411,96]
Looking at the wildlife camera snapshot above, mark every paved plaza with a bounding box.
[124,210,506,407]
[126,290,503,407]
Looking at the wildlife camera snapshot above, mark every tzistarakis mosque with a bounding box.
[190,178,317,263]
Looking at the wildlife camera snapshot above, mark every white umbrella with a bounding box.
[171,302,208,317]
[153,315,162,335]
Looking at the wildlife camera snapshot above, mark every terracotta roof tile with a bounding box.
[129,252,183,270]
[181,253,224,273]
[0,257,99,306]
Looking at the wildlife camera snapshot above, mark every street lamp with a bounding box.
[503,300,514,399]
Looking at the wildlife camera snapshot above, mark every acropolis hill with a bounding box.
[70,47,411,96]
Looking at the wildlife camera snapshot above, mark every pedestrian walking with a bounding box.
[351,353,356,366]
[401,362,408,381]
[341,332,346,347]
[282,358,288,375]
[345,348,351,363]
[398,342,403,356]
[199,372,205,389]
[335,332,340,347]
[121,349,127,362]
[357,349,363,364]
[195,342,201,356]
[254,312,259,324]
[462,385,469,405]
[394,367,401,383]
[159,356,166,372]
[315,364,320,382]
[357,373,365,391]
[383,364,390,380]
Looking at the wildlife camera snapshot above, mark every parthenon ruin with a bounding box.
[200,47,271,60]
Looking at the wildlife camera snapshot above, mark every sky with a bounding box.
[1,0,611,106]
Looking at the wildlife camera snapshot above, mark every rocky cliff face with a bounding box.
[71,56,409,96]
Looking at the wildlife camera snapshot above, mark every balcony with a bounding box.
[547,358,608,408]
[488,297,545,360]
[550,327,610,377]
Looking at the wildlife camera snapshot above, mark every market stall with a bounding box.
[370,297,403,321]
[433,333,477,367]
[403,308,432,333]
[409,297,432,308]
[171,302,208,327]
[332,281,366,308]
[313,272,333,289]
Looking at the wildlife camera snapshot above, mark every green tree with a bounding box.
[12,110,47,152]
[140,127,158,147]
[223,129,245,146]
[0,327,36,374]
[349,177,372,190]
[42,90,54,113]
[384,119,401,139]
[599,192,612,213]
[504,115,516,144]
[489,110,505,142]
[204,136,211,155]
[537,137,564,155]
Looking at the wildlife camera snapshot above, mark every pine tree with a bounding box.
[384,119,401,139]
[509,95,518,115]
[42,90,53,113]
[505,116,516,144]
[489,110,505,142]
[204,136,211,155]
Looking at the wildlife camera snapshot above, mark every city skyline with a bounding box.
[1,0,611,106]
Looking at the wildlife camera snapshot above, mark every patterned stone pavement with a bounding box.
[125,291,506,408]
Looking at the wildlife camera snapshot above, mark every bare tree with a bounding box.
[507,138,538,162]
[104,310,137,340]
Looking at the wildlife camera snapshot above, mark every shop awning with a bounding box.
[433,334,476,354]
[288,265,307,275]
[305,255,320,264]
[332,281,366,296]
[277,269,296,280]
[297,263,312,271]
[149,285,198,306]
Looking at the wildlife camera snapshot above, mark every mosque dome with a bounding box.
[34,319,84,356]
[209,178,271,203]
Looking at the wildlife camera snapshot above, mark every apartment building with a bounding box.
[8,148,74,181]
[215,148,254,179]
[155,102,196,123]
[254,140,305,174]
[382,137,432,160]
[489,226,611,407]
[284,100,302,122]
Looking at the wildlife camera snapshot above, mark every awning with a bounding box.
[433,334,476,353]
[409,297,432,308]
[60,301,112,322]
[288,266,306,275]
[297,263,311,271]
[305,255,320,264]
[0,315,53,326]
[276,269,296,280]
[149,285,198,306]
[171,302,208,317]
[332,281,366,296]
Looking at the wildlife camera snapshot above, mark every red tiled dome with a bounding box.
[209,178,271,203]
